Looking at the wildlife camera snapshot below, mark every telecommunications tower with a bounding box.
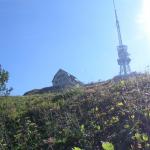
[113,0,131,76]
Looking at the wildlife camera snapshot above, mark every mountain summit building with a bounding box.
[24,69,83,95]
[52,69,83,88]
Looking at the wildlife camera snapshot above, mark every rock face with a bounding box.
[52,69,83,88]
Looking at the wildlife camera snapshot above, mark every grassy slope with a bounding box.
[0,74,150,150]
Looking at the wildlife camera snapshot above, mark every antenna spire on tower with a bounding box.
[113,0,123,46]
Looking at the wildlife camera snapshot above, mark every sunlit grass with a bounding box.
[0,75,150,149]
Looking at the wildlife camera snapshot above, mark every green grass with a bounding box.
[0,75,150,149]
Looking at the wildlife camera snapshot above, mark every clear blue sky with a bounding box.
[1,0,150,95]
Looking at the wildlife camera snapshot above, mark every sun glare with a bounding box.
[138,0,150,38]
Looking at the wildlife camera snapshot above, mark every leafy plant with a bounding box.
[102,142,114,150]
[80,124,85,134]
[72,147,82,150]
[142,134,149,142]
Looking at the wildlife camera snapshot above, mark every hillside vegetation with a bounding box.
[0,74,150,150]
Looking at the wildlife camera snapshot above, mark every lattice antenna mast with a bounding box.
[113,0,131,76]
[113,0,123,46]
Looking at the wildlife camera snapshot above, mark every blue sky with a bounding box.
[1,0,150,95]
